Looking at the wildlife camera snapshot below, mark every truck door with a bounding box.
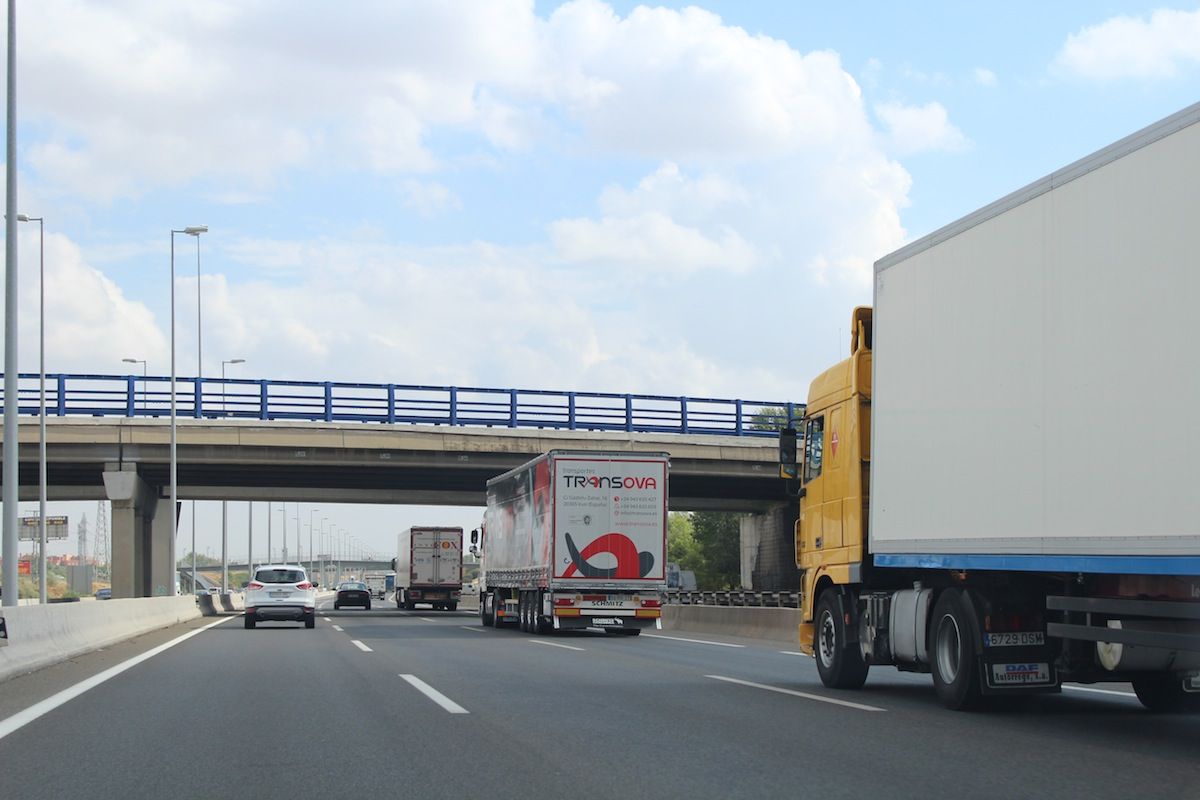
[412,531,437,586]
[433,530,461,586]
[800,415,825,557]
[822,406,845,550]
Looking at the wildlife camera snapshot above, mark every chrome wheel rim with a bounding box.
[818,609,837,668]
[935,613,961,683]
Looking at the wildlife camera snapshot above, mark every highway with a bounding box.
[1,604,1197,799]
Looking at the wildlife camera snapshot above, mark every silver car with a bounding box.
[244,565,317,629]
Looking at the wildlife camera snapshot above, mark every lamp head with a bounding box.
[183,226,208,236]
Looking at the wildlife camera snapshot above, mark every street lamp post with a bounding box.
[218,358,244,593]
[308,507,318,579]
[121,358,148,414]
[17,214,45,603]
[172,226,206,600]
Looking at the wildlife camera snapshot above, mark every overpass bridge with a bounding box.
[1,373,804,599]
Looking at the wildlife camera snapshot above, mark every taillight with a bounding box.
[248,581,264,590]
[296,582,312,590]
[554,597,576,607]
[641,598,661,608]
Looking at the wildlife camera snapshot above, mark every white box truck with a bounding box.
[779,102,1200,711]
[392,527,463,611]
[472,450,668,635]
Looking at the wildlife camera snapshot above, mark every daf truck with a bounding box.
[780,103,1200,711]
[392,527,463,611]
[472,451,668,635]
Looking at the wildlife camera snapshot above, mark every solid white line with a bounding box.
[332,624,344,632]
[460,626,485,633]
[351,640,373,652]
[644,634,745,648]
[706,675,885,712]
[1063,684,1138,698]
[528,639,585,652]
[418,617,438,623]
[400,674,469,714]
[779,651,809,657]
[0,616,236,742]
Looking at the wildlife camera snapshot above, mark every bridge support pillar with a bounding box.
[103,464,176,598]
[739,503,800,592]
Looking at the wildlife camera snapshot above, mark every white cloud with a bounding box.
[550,211,756,275]
[875,101,970,155]
[0,232,168,373]
[973,67,998,87]
[1055,7,1200,79]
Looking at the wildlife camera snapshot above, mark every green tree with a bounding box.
[667,512,702,570]
[692,512,742,590]
[748,405,803,432]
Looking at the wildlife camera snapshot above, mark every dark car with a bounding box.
[95,587,112,600]
[334,581,372,611]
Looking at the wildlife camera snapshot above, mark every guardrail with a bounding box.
[0,373,803,437]
[665,590,800,608]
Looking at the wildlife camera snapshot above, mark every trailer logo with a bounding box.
[563,532,655,579]
[564,475,658,490]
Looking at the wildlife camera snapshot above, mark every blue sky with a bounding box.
[4,0,1198,566]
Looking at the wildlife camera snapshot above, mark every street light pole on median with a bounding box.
[172,226,206,599]
[17,214,45,603]
[218,358,244,593]
[3,0,20,608]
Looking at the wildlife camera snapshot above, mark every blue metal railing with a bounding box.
[0,373,803,437]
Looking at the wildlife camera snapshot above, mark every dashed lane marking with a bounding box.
[528,639,585,652]
[460,626,485,633]
[351,640,373,652]
[706,675,885,712]
[644,634,745,648]
[332,625,344,632]
[400,674,469,714]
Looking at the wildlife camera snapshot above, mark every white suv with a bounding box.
[245,565,317,629]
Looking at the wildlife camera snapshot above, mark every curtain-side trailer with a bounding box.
[472,450,668,635]
[780,102,1200,711]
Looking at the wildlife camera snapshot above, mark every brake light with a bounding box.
[248,582,264,590]
[641,599,661,608]
[296,582,312,590]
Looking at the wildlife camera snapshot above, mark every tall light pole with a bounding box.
[247,500,253,583]
[121,358,148,414]
[308,507,318,578]
[172,225,206,600]
[266,501,272,563]
[3,0,20,608]
[17,215,44,603]
[218,358,243,592]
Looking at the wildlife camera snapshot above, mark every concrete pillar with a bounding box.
[148,499,177,596]
[103,464,163,599]
[739,515,761,590]
[739,503,800,592]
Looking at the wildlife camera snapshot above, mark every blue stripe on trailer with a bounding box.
[873,553,1200,576]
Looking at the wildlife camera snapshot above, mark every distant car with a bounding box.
[334,581,372,611]
[94,587,112,600]
[207,587,220,595]
[244,565,317,629]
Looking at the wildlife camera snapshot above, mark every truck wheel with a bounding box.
[532,592,548,635]
[930,589,982,710]
[519,591,532,632]
[814,590,869,689]
[447,602,458,612]
[492,593,505,629]
[1132,675,1200,713]
[480,592,494,626]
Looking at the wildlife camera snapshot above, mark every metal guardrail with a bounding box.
[0,373,803,437]
[665,590,801,608]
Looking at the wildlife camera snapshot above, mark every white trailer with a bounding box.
[473,450,668,635]
[393,527,463,611]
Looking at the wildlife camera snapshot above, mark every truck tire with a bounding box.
[930,589,983,710]
[532,591,549,635]
[447,602,458,612]
[492,593,505,629]
[480,592,494,626]
[814,590,869,689]
[1132,675,1200,713]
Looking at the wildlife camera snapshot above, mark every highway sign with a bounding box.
[19,515,68,541]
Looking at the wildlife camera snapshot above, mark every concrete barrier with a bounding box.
[662,605,801,644]
[0,596,202,683]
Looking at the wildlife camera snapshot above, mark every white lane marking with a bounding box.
[1063,684,1138,698]
[322,617,331,622]
[460,626,485,633]
[779,651,809,657]
[0,616,236,742]
[418,617,438,623]
[645,634,745,648]
[528,639,585,652]
[400,674,469,714]
[706,675,885,712]
[332,624,344,632]
[351,640,373,652]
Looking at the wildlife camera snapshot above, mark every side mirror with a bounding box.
[470,529,479,545]
[779,427,798,479]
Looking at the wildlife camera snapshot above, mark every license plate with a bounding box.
[991,663,1051,685]
[592,618,620,626]
[269,590,289,598]
[983,632,1045,648]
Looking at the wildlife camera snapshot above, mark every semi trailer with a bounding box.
[780,102,1200,711]
[473,451,668,635]
[392,527,463,611]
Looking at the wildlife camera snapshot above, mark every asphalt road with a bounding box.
[1,602,1197,800]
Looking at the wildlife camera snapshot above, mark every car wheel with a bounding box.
[305,613,316,629]
[365,602,371,611]
[334,603,340,610]
[813,590,869,690]
[930,589,982,710]
[244,614,256,629]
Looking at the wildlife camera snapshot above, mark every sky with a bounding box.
[2,0,1198,571]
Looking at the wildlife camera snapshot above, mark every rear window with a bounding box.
[341,582,367,591]
[256,569,306,584]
